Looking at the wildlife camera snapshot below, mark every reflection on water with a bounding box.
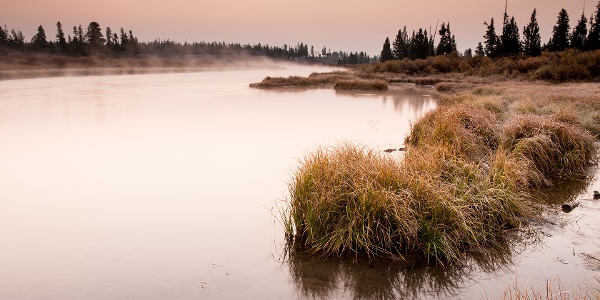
[284,231,537,300]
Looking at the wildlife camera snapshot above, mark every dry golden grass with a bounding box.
[334,78,388,91]
[283,81,598,264]
[249,72,354,88]
[500,276,600,300]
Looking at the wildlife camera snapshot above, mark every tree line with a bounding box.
[380,0,600,62]
[0,21,374,64]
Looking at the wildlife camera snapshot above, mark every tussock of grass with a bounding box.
[502,115,596,182]
[249,72,353,88]
[334,79,388,91]
[284,88,597,264]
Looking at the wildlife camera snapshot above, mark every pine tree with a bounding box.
[105,27,113,49]
[55,22,68,53]
[435,22,457,55]
[379,37,393,62]
[475,42,485,56]
[86,22,105,48]
[31,25,48,50]
[571,13,588,50]
[483,18,500,57]
[522,9,542,56]
[501,16,521,55]
[548,9,571,51]
[587,1,600,50]
[0,25,8,46]
[392,26,408,60]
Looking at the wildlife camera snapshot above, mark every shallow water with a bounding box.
[0,64,597,300]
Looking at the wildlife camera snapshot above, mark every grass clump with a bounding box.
[284,87,597,264]
[334,78,388,91]
[249,72,354,88]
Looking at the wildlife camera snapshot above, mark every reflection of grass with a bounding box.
[284,232,520,300]
[283,86,597,264]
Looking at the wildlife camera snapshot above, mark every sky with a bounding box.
[2,0,594,56]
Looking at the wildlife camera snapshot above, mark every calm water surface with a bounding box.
[0,64,597,299]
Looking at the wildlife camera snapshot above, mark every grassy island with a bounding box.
[282,83,598,264]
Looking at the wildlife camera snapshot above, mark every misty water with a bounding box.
[0,64,598,300]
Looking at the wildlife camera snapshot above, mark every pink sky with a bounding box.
[2,0,593,55]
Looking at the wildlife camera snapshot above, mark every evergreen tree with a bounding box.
[522,9,542,56]
[548,9,571,51]
[77,25,84,44]
[85,22,105,48]
[392,26,408,60]
[587,1,600,50]
[9,28,25,49]
[105,27,113,49]
[379,37,393,62]
[31,25,48,50]
[571,13,588,50]
[119,27,129,51]
[435,22,457,55]
[501,16,521,55]
[127,30,139,54]
[0,25,8,46]
[55,22,68,53]
[410,29,430,59]
[475,42,485,56]
[483,18,500,57]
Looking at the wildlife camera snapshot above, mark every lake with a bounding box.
[0,63,597,299]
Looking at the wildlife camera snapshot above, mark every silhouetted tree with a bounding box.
[571,12,588,50]
[9,28,25,50]
[30,25,48,51]
[85,22,105,49]
[69,25,85,55]
[379,37,393,62]
[548,9,570,51]
[105,27,113,50]
[484,18,500,57]
[0,25,9,46]
[392,26,409,60]
[522,9,542,56]
[55,22,68,53]
[587,1,600,50]
[435,22,457,55]
[501,15,520,55]
[475,42,485,56]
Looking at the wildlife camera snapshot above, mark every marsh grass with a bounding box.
[334,79,388,91]
[249,72,354,88]
[500,276,600,300]
[284,86,597,264]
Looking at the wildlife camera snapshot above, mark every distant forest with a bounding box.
[0,21,373,64]
[380,1,600,61]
